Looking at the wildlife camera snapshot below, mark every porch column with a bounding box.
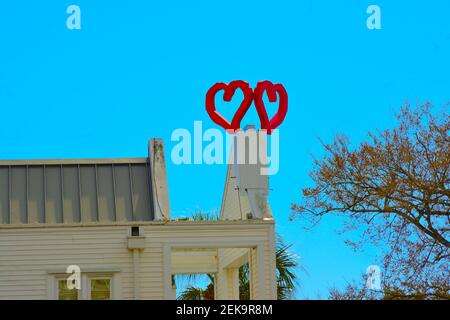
[215,267,239,300]
[249,244,277,300]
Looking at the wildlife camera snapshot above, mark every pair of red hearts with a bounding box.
[206,80,288,134]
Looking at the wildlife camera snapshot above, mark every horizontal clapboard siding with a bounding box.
[0,221,275,300]
[0,227,139,299]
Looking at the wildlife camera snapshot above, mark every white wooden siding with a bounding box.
[0,227,135,299]
[0,221,275,300]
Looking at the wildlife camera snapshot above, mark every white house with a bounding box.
[0,135,277,300]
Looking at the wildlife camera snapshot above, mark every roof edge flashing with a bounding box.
[0,158,148,166]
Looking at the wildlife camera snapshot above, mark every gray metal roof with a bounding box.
[0,158,155,225]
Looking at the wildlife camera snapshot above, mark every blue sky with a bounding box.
[1,0,449,298]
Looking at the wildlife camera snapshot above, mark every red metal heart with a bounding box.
[253,80,288,134]
[205,80,253,132]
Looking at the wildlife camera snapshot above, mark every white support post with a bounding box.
[215,267,239,300]
[215,269,228,300]
[226,268,240,300]
[248,245,274,300]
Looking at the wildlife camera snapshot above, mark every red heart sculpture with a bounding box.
[205,80,253,132]
[253,80,288,134]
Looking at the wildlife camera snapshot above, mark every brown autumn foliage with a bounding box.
[292,103,450,299]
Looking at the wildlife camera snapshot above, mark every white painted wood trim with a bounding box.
[256,244,266,300]
[163,240,266,300]
[47,271,120,300]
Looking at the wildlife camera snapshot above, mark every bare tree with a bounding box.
[292,103,449,299]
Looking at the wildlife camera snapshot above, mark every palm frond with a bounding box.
[192,210,220,221]
[275,236,299,300]
[177,286,207,300]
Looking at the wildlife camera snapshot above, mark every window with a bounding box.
[90,278,111,300]
[52,272,117,300]
[58,279,79,300]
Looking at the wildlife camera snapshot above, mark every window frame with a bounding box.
[87,274,113,300]
[54,276,80,300]
[50,271,119,300]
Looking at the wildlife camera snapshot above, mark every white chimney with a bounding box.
[222,125,272,220]
[148,138,171,220]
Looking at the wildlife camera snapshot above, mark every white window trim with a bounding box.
[87,274,113,300]
[53,275,81,300]
[48,271,121,300]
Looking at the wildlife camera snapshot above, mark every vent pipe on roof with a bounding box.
[148,138,171,220]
